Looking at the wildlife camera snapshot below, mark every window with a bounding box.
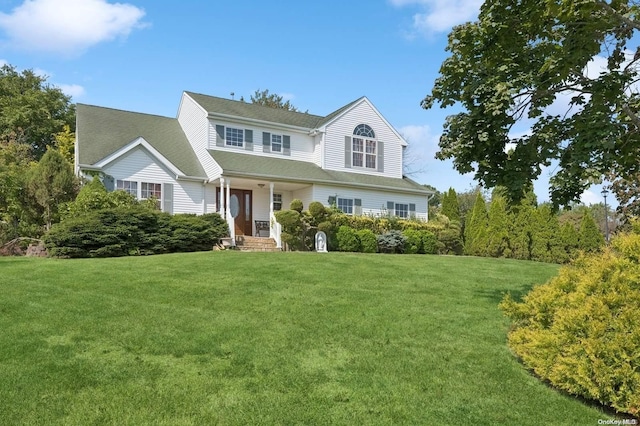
[338,198,354,215]
[352,124,376,169]
[273,193,283,211]
[141,182,162,209]
[116,180,137,196]
[225,127,244,147]
[395,203,409,219]
[271,134,282,153]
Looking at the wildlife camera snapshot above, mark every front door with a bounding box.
[229,189,253,236]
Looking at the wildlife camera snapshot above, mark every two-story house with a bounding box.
[75,91,433,247]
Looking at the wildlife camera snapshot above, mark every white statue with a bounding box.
[315,231,328,252]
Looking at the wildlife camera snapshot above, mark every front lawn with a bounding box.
[0,252,610,424]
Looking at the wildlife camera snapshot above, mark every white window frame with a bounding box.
[226,127,244,148]
[338,198,354,215]
[395,203,409,219]
[141,182,162,209]
[273,193,283,211]
[116,179,137,196]
[352,124,377,169]
[271,134,283,153]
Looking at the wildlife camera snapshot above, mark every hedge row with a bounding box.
[44,206,228,258]
[334,226,441,254]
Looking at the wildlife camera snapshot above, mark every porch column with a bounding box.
[225,178,231,220]
[269,182,274,218]
[219,177,225,215]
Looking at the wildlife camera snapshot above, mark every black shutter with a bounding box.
[377,141,384,172]
[163,183,174,214]
[216,125,225,147]
[387,201,394,215]
[283,135,291,156]
[345,136,351,168]
[263,132,271,153]
[328,196,336,206]
[409,203,416,218]
[245,129,253,151]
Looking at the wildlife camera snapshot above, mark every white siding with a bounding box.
[292,186,314,210]
[103,147,204,214]
[312,184,428,220]
[177,94,221,178]
[204,184,218,214]
[324,100,404,178]
[209,119,317,164]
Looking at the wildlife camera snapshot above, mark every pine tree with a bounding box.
[560,221,579,260]
[441,187,461,223]
[579,210,605,253]
[509,200,535,260]
[530,205,564,263]
[464,192,489,256]
[486,195,510,257]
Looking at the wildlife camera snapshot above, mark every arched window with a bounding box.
[352,124,377,169]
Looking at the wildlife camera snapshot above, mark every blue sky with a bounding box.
[0,0,611,206]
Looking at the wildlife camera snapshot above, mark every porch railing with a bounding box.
[270,213,282,249]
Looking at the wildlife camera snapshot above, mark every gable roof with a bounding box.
[77,104,206,178]
[185,91,366,131]
[209,150,430,194]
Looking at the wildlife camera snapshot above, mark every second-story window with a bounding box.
[271,134,282,153]
[353,124,376,169]
[226,127,244,147]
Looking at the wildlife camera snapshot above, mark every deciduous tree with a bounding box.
[424,1,640,208]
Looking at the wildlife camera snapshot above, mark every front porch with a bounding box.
[214,176,313,248]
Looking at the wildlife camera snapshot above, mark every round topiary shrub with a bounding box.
[500,231,640,416]
[290,199,304,213]
[336,225,360,252]
[308,201,327,223]
[357,229,377,253]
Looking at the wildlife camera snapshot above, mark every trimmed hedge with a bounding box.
[336,225,360,252]
[500,232,640,416]
[44,207,228,258]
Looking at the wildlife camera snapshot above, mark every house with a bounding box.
[75,92,433,247]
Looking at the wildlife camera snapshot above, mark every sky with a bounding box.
[0,0,612,206]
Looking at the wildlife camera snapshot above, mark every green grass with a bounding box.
[0,252,611,425]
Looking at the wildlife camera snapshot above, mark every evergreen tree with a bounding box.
[579,210,605,253]
[560,221,580,260]
[464,192,489,256]
[486,195,510,257]
[530,205,564,263]
[26,149,78,230]
[509,200,535,260]
[441,187,461,223]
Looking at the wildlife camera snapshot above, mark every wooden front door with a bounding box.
[229,189,253,236]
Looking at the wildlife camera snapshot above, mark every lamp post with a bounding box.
[601,188,610,244]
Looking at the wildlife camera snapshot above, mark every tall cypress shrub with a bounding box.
[579,210,605,252]
[464,192,489,256]
[441,187,461,223]
[486,195,510,257]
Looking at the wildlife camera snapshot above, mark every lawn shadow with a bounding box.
[474,283,534,305]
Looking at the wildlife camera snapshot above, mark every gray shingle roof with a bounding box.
[77,104,206,178]
[209,150,430,194]
[185,91,363,130]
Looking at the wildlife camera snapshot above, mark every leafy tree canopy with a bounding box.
[249,89,300,112]
[424,1,640,209]
[0,64,75,159]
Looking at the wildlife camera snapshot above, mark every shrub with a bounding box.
[500,232,640,416]
[421,231,438,254]
[307,201,327,224]
[318,221,338,251]
[274,209,303,250]
[45,208,229,258]
[403,229,422,254]
[436,227,463,255]
[357,229,378,253]
[290,199,304,213]
[336,226,360,252]
[377,230,406,254]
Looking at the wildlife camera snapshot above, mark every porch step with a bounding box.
[235,236,280,252]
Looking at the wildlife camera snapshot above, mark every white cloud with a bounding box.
[0,58,7,67]
[58,83,85,98]
[390,0,482,35]
[0,0,147,55]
